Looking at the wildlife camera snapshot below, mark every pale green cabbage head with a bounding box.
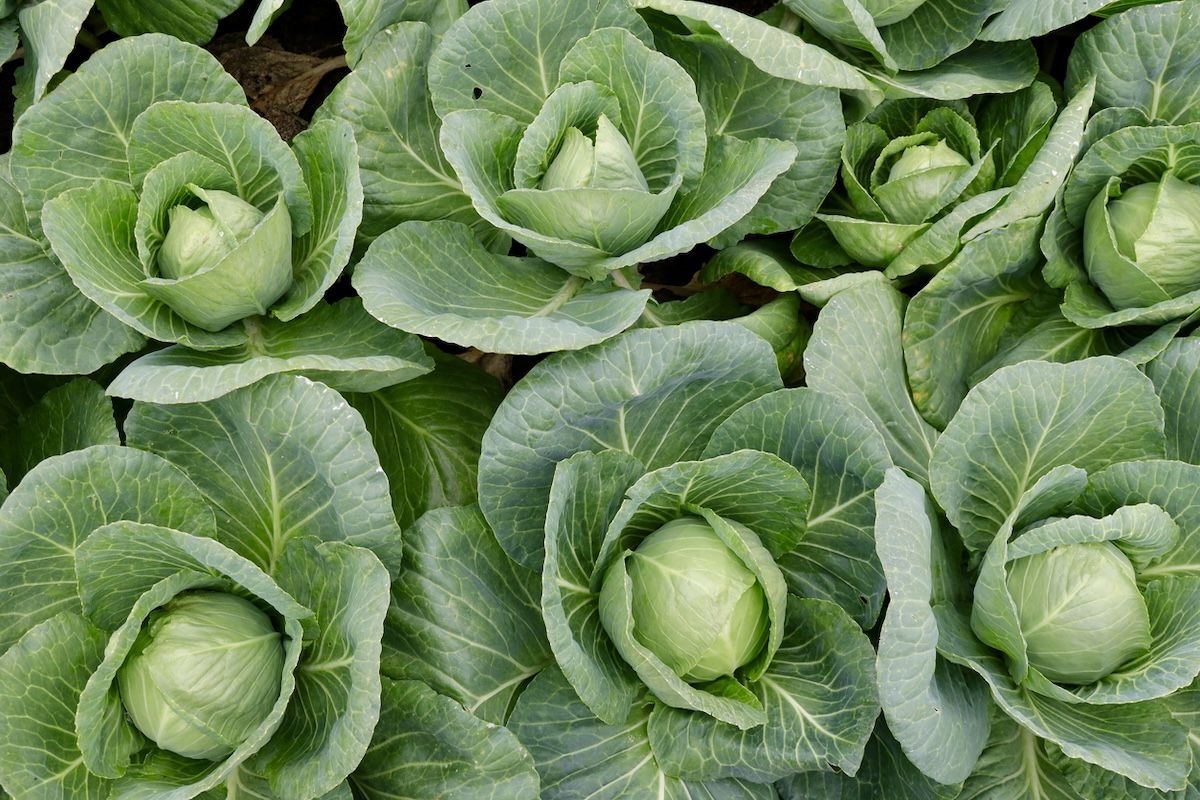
[1005,540,1152,684]
[1082,172,1200,311]
[117,591,285,760]
[600,516,769,683]
[142,183,294,332]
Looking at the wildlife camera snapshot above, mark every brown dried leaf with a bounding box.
[216,39,346,139]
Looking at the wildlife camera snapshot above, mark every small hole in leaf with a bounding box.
[465,63,472,68]
[473,87,483,100]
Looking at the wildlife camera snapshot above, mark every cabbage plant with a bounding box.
[320,0,846,355]
[378,320,895,796]
[791,83,1093,278]
[0,375,395,797]
[0,34,439,406]
[870,355,1200,796]
[0,374,541,799]
[426,0,797,277]
[1039,1,1200,336]
[10,35,350,345]
[1043,120,1200,332]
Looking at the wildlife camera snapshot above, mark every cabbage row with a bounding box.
[2,0,1200,798]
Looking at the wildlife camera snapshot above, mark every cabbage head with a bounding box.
[117,591,287,761]
[600,516,770,684]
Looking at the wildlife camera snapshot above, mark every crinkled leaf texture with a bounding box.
[1,378,118,491]
[124,374,404,577]
[430,0,797,278]
[345,350,505,531]
[348,677,540,799]
[479,320,782,569]
[107,299,433,405]
[353,219,649,355]
[383,504,552,725]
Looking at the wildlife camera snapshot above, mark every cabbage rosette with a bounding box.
[377,321,887,796]
[5,33,360,357]
[424,0,797,281]
[792,83,1091,278]
[872,355,1200,796]
[1043,119,1200,331]
[329,0,845,356]
[0,374,538,799]
[4,34,442,404]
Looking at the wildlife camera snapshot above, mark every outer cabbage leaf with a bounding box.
[337,0,467,68]
[1146,336,1200,464]
[0,613,112,799]
[345,349,504,530]
[250,538,390,799]
[542,451,648,726]
[97,0,243,44]
[478,321,781,569]
[1068,1,1200,125]
[348,678,540,800]
[507,667,776,800]
[353,219,649,354]
[12,0,93,116]
[384,505,552,725]
[805,280,939,486]
[777,719,961,800]
[106,299,433,404]
[124,374,403,576]
[654,31,844,248]
[903,217,1048,429]
[929,357,1166,551]
[0,378,118,490]
[874,468,990,784]
[312,21,500,251]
